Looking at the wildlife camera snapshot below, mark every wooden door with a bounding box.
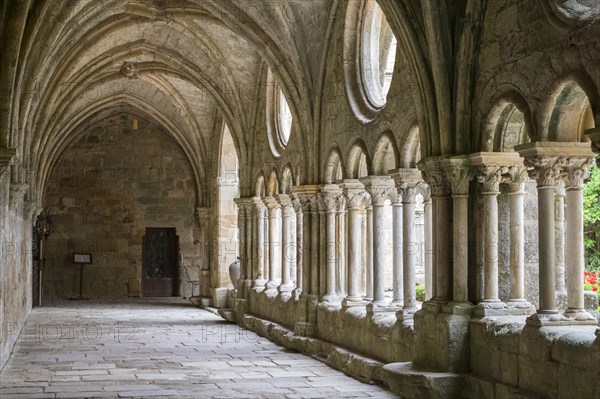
[142,228,178,297]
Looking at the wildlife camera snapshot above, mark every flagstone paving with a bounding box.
[0,298,396,398]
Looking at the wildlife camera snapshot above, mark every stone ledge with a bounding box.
[242,313,387,384]
[380,362,465,399]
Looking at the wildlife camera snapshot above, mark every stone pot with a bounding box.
[228,258,241,289]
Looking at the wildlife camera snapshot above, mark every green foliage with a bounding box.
[416,284,426,302]
[584,161,600,271]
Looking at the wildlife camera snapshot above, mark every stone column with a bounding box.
[423,195,433,300]
[341,181,368,307]
[443,157,472,305]
[361,176,395,313]
[562,157,597,322]
[264,197,281,292]
[365,205,374,301]
[252,199,267,290]
[244,200,253,296]
[277,194,293,293]
[474,164,504,309]
[234,199,247,296]
[292,195,303,297]
[336,196,347,297]
[554,182,566,293]
[505,166,535,313]
[419,159,452,303]
[319,185,343,302]
[391,192,403,306]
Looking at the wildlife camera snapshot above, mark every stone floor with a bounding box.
[0,298,396,398]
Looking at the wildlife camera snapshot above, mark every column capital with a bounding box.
[359,175,395,206]
[340,179,369,210]
[441,156,472,196]
[505,165,528,193]
[275,193,293,208]
[418,157,451,197]
[390,168,423,202]
[515,141,595,188]
[318,186,343,213]
[559,156,595,190]
[263,196,281,211]
[470,152,524,194]
[292,184,319,213]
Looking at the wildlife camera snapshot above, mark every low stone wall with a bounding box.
[467,317,600,399]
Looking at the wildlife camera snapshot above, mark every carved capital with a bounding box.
[474,165,505,194]
[360,176,395,206]
[9,183,28,208]
[560,157,594,189]
[504,165,528,193]
[523,156,563,188]
[438,157,471,196]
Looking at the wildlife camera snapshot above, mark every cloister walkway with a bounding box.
[0,299,394,399]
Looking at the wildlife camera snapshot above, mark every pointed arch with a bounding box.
[347,140,371,179]
[324,148,344,184]
[372,131,399,175]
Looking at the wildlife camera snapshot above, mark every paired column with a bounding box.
[516,142,597,324]
[263,196,282,292]
[361,176,395,313]
[234,199,248,296]
[341,181,369,307]
[423,194,433,300]
[292,195,303,297]
[277,194,294,293]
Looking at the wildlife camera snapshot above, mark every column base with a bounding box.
[473,300,507,316]
[526,311,598,326]
[367,301,399,314]
[563,309,598,322]
[278,284,294,293]
[342,296,367,308]
[266,280,279,290]
[321,293,341,303]
[252,279,267,292]
[505,299,536,315]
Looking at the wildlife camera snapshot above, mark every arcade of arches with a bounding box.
[1,1,600,398]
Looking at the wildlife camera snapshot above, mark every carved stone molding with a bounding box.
[292,185,320,213]
[586,128,600,166]
[475,165,505,194]
[0,147,16,179]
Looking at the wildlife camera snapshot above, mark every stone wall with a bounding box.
[42,114,201,299]
[0,180,34,369]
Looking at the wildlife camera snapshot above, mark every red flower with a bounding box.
[593,286,598,292]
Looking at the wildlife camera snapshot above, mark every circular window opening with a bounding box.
[360,1,397,110]
[266,69,293,157]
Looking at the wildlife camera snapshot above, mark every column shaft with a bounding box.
[365,206,374,300]
[452,195,469,303]
[372,204,386,304]
[402,198,416,310]
[509,189,525,301]
[565,188,585,311]
[392,201,403,305]
[344,207,363,304]
[538,187,557,313]
[424,200,433,300]
[482,192,500,301]
[325,210,337,300]
[280,204,293,292]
